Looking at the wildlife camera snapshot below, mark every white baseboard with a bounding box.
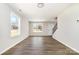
[52,37,79,53]
[0,35,29,55]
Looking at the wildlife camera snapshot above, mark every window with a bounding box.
[32,23,43,32]
[10,12,20,37]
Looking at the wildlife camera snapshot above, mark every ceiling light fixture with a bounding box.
[37,3,44,8]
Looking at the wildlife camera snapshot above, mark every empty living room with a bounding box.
[0,0,79,59]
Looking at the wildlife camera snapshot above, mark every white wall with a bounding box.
[0,4,29,54]
[29,22,55,36]
[53,4,79,52]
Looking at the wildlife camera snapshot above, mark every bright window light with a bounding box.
[32,23,43,32]
[10,12,21,37]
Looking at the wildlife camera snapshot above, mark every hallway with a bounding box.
[2,36,79,55]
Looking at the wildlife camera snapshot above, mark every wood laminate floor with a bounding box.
[2,36,79,55]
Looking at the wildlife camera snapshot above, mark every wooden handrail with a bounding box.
[52,22,57,34]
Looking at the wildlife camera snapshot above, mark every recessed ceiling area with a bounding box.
[10,3,72,21]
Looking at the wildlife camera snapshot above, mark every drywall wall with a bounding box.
[0,4,29,54]
[29,22,55,36]
[53,4,79,52]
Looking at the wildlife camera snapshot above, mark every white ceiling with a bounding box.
[11,3,72,21]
